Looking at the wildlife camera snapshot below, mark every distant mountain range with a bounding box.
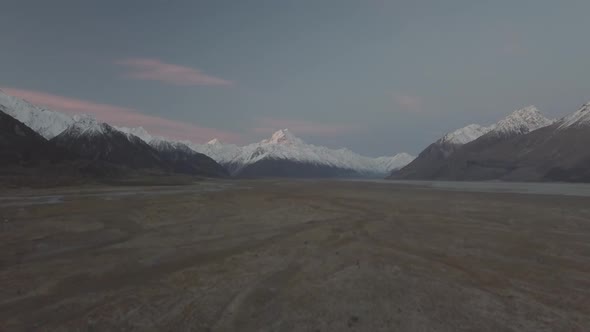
[0,89,412,179]
[188,129,414,178]
[4,86,589,183]
[391,103,590,182]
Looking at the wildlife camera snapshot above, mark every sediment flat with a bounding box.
[1,179,589,331]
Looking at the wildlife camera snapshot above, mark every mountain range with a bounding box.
[3,87,589,182]
[391,104,590,182]
[0,90,228,179]
[0,89,413,179]
[189,129,414,178]
[115,128,415,178]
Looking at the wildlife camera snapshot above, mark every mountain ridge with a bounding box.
[0,89,74,139]
[392,106,555,180]
[391,104,590,182]
[193,129,414,178]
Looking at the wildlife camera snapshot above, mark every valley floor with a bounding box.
[1,180,589,331]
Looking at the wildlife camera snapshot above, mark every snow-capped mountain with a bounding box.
[189,139,243,165]
[439,124,493,145]
[426,101,590,182]
[115,126,229,177]
[0,107,74,166]
[435,106,552,147]
[0,89,74,139]
[0,88,228,177]
[391,105,554,180]
[390,123,494,179]
[2,87,590,182]
[0,89,411,178]
[216,129,413,177]
[51,117,166,170]
[558,102,590,129]
[64,115,111,137]
[261,129,304,145]
[485,106,554,138]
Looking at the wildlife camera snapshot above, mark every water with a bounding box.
[3,180,590,208]
[383,180,590,197]
[0,195,64,207]
[0,182,236,208]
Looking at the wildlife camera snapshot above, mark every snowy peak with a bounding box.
[261,129,304,145]
[207,138,222,145]
[558,102,590,129]
[190,140,242,164]
[0,89,74,139]
[491,106,553,136]
[437,106,553,146]
[224,128,414,177]
[64,116,111,137]
[151,138,191,153]
[439,124,492,145]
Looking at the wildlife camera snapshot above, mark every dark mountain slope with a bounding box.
[427,104,590,182]
[150,140,229,178]
[392,106,555,181]
[0,108,74,167]
[50,117,166,170]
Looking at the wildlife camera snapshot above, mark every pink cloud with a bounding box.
[2,88,242,143]
[393,93,423,113]
[252,118,360,137]
[115,58,233,86]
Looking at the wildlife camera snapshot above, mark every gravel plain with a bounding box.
[1,179,589,331]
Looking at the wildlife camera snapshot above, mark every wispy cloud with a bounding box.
[393,93,423,113]
[252,118,360,136]
[2,88,241,143]
[115,58,233,86]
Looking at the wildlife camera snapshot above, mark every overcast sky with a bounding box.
[1,0,589,156]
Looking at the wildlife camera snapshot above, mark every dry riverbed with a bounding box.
[1,179,589,331]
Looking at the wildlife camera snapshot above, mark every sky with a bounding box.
[1,0,589,156]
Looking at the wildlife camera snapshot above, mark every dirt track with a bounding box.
[1,179,589,331]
